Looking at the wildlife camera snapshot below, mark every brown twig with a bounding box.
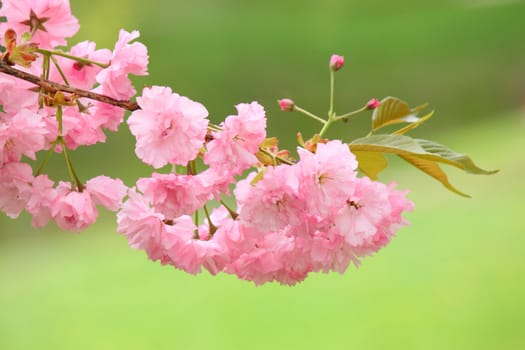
[0,60,140,111]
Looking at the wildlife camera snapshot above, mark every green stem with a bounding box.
[294,106,326,124]
[220,200,238,220]
[55,106,83,191]
[37,49,110,68]
[207,123,222,132]
[194,210,199,238]
[42,53,50,80]
[50,55,70,86]
[319,70,338,138]
[61,141,84,192]
[56,105,63,135]
[35,140,58,176]
[328,70,335,118]
[258,147,295,165]
[333,105,368,121]
[318,120,332,138]
[203,205,217,237]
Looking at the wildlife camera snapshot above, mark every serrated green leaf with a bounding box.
[398,154,470,197]
[349,134,498,196]
[414,139,499,175]
[353,151,388,180]
[351,134,426,154]
[372,97,429,132]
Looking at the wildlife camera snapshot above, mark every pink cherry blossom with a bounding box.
[51,182,98,232]
[128,85,209,168]
[58,105,107,149]
[333,177,413,257]
[136,172,211,219]
[235,165,304,232]
[297,140,358,218]
[117,189,166,258]
[0,162,33,218]
[0,0,79,49]
[96,29,148,100]
[198,168,237,200]
[205,102,267,175]
[225,226,311,286]
[210,215,251,261]
[118,189,227,275]
[0,74,38,115]
[50,41,112,90]
[25,174,57,228]
[85,175,127,211]
[162,215,226,275]
[0,109,48,165]
[89,101,126,132]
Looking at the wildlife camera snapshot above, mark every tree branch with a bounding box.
[0,60,140,111]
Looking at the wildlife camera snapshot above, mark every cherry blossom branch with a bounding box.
[37,48,110,69]
[0,60,139,111]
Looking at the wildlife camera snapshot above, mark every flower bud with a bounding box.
[367,98,380,110]
[278,98,295,111]
[329,54,344,72]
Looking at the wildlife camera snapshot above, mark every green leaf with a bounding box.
[398,154,470,197]
[353,151,388,180]
[414,139,499,175]
[393,110,434,135]
[349,134,498,196]
[372,97,429,132]
[250,168,266,186]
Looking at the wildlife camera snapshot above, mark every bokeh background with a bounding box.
[1,0,525,349]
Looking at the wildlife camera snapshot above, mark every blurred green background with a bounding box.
[1,0,525,349]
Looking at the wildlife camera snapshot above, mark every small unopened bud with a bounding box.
[278,98,295,111]
[329,54,344,72]
[367,98,380,110]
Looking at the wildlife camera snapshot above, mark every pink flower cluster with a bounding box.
[0,0,415,285]
[0,162,126,231]
[118,87,413,285]
[0,0,147,229]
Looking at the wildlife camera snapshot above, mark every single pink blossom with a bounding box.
[89,100,126,132]
[137,172,211,219]
[235,165,304,232]
[205,102,266,175]
[333,177,413,257]
[162,215,226,275]
[96,29,148,100]
[128,85,209,168]
[25,174,57,228]
[0,74,38,115]
[59,105,107,149]
[0,0,79,49]
[86,175,127,211]
[297,140,358,218]
[50,41,112,90]
[117,189,166,258]
[0,108,48,165]
[0,162,33,218]
[51,182,98,232]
